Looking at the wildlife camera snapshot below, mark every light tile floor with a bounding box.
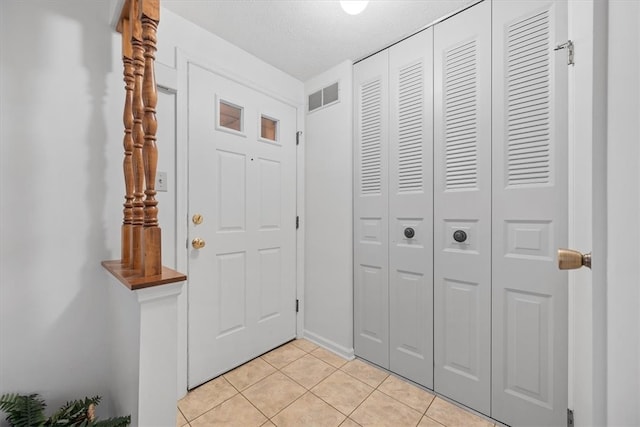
[178,339,496,427]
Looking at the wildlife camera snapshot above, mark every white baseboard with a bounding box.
[302,330,355,361]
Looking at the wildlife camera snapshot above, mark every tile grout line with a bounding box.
[239,388,273,424]
[181,341,489,427]
[300,361,374,422]
[374,377,436,417]
[230,341,314,425]
[338,362,434,426]
[266,344,343,425]
[177,407,189,427]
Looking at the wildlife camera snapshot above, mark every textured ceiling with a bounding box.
[162,0,476,81]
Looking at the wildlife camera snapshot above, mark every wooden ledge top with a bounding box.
[102,260,186,291]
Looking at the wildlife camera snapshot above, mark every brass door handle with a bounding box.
[558,248,591,270]
[192,238,206,249]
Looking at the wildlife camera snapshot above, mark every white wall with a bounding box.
[607,1,640,425]
[157,9,303,106]
[303,61,354,357]
[107,280,141,425]
[567,1,608,425]
[0,0,126,418]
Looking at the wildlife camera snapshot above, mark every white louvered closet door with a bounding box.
[491,1,568,425]
[388,28,434,388]
[433,0,492,415]
[354,50,390,369]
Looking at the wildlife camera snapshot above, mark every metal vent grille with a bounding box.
[506,10,551,186]
[308,82,340,112]
[308,90,322,112]
[360,79,382,195]
[323,82,339,105]
[445,40,478,190]
[397,62,424,192]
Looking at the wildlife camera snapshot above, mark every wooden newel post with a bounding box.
[141,0,161,276]
[121,17,135,265]
[105,0,185,290]
[130,0,146,271]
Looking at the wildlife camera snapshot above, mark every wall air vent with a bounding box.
[308,82,340,112]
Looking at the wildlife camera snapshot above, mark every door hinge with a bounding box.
[296,131,302,146]
[567,409,574,426]
[296,216,299,229]
[296,299,299,312]
[555,40,575,65]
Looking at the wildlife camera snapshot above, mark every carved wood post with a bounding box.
[130,0,146,270]
[121,17,135,265]
[105,0,187,289]
[141,0,162,276]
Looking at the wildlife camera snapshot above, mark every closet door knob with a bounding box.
[404,227,415,239]
[453,230,467,243]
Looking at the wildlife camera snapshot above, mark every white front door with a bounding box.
[187,62,297,388]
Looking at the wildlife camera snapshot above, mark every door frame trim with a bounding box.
[175,48,305,395]
[567,1,607,424]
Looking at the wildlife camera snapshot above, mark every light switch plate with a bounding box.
[156,171,168,192]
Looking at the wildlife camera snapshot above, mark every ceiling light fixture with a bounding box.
[340,0,369,15]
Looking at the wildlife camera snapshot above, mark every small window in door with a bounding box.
[219,100,243,132]
[260,115,278,142]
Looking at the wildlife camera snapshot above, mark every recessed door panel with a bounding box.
[217,150,246,232]
[504,289,551,405]
[433,1,491,414]
[217,252,247,337]
[443,279,480,379]
[392,270,424,355]
[359,264,386,343]
[258,247,281,322]
[258,158,281,230]
[492,1,568,425]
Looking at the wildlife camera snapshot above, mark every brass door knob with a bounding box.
[192,238,206,249]
[558,248,591,270]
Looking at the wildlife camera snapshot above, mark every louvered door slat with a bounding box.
[360,79,383,195]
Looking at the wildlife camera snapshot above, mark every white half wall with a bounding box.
[303,61,354,358]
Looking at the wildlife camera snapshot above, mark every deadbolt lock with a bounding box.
[192,214,204,225]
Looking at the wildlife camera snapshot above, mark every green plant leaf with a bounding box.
[0,393,47,427]
[1,393,129,427]
[91,415,131,427]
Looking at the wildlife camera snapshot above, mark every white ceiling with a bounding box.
[162,0,476,82]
